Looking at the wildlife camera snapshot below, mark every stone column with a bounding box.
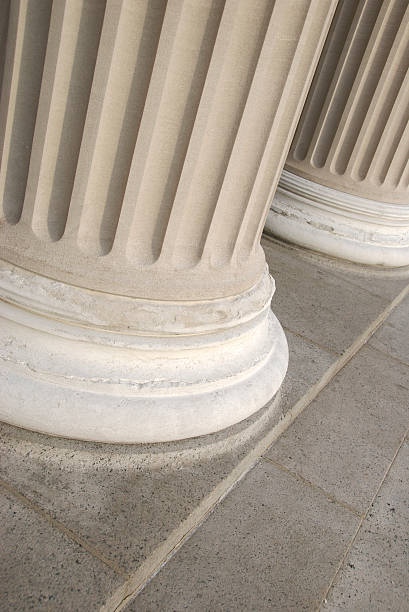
[0,0,337,443]
[266,0,409,267]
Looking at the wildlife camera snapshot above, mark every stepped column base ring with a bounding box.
[265,171,409,268]
[0,261,288,443]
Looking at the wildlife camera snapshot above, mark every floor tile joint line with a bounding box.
[282,325,341,356]
[368,343,409,371]
[262,456,362,517]
[0,477,128,579]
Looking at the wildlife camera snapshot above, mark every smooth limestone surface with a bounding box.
[1,238,408,610]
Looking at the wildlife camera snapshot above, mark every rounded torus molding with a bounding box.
[266,0,409,267]
[266,170,409,267]
[0,261,288,443]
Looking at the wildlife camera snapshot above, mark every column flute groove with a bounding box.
[267,0,409,268]
[72,0,166,256]
[25,0,105,242]
[0,0,52,224]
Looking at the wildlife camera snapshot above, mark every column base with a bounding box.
[0,260,288,443]
[266,170,409,268]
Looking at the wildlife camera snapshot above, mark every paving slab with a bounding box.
[262,238,391,354]
[0,328,334,576]
[126,460,359,612]
[0,486,122,612]
[369,294,409,367]
[323,439,409,611]
[266,345,409,513]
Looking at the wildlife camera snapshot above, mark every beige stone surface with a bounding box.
[0,323,334,575]
[263,237,392,354]
[267,0,409,266]
[286,0,409,204]
[0,0,338,299]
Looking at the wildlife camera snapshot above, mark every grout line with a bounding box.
[262,456,362,518]
[367,343,409,372]
[316,425,409,611]
[0,478,128,579]
[282,325,340,356]
[100,280,409,612]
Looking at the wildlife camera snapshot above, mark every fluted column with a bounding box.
[0,0,337,442]
[266,0,409,267]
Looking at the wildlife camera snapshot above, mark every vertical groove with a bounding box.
[310,0,381,169]
[159,0,273,268]
[24,0,106,241]
[203,0,312,266]
[368,36,409,186]
[399,159,409,190]
[204,0,332,267]
[394,122,409,189]
[286,0,409,206]
[245,0,338,258]
[72,0,166,256]
[0,1,11,104]
[351,22,409,181]
[0,0,52,224]
[114,0,225,264]
[292,0,357,162]
[329,0,407,175]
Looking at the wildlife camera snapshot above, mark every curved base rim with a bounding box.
[0,262,288,443]
[0,312,288,443]
[267,171,409,268]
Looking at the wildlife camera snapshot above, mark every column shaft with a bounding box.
[1,0,337,299]
[267,0,409,267]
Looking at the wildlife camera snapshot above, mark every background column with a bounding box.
[0,0,337,442]
[266,0,409,267]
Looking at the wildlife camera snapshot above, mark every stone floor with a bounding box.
[1,236,408,612]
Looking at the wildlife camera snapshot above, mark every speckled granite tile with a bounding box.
[369,294,409,367]
[0,326,334,576]
[262,237,400,354]
[0,486,123,612]
[323,440,409,611]
[126,461,359,611]
[266,345,409,513]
